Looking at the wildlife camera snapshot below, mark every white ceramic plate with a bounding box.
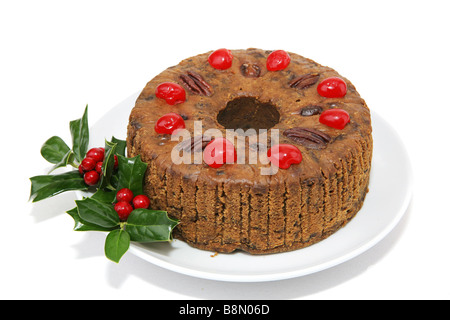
[88,92,413,282]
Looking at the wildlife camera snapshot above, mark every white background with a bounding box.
[1,0,449,300]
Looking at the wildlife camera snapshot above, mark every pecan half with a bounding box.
[179,71,213,96]
[289,73,320,90]
[177,135,212,152]
[283,127,331,149]
[240,63,261,78]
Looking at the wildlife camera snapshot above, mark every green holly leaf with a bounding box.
[29,104,180,264]
[29,171,88,202]
[67,207,117,232]
[105,229,130,263]
[125,209,179,242]
[75,197,120,229]
[98,139,117,191]
[111,136,127,157]
[40,136,71,164]
[90,188,116,204]
[49,150,75,173]
[67,189,117,231]
[70,105,89,163]
[116,154,147,196]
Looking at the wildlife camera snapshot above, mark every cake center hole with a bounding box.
[217,97,280,131]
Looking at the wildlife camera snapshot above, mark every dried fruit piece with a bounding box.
[179,71,213,96]
[283,127,331,149]
[289,73,320,89]
[299,105,323,116]
[240,63,261,78]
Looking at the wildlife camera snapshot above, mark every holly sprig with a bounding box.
[29,106,179,263]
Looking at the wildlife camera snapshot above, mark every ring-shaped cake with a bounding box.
[127,48,372,254]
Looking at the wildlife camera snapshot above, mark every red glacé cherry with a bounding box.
[319,109,350,130]
[208,48,233,70]
[317,77,347,98]
[116,188,134,203]
[132,195,151,209]
[154,112,186,135]
[267,144,302,169]
[266,50,291,71]
[86,148,105,163]
[114,201,134,221]
[203,137,237,169]
[84,170,100,186]
[155,82,186,105]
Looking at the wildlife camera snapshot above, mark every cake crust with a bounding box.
[127,48,372,254]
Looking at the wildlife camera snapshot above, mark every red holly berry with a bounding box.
[86,148,105,163]
[208,48,233,70]
[266,50,291,71]
[267,144,302,169]
[84,170,100,186]
[80,157,96,172]
[95,161,103,174]
[154,112,186,135]
[132,195,151,209]
[155,82,186,105]
[317,77,347,98]
[319,109,350,130]
[116,188,134,203]
[114,155,118,169]
[203,137,237,169]
[114,201,134,221]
